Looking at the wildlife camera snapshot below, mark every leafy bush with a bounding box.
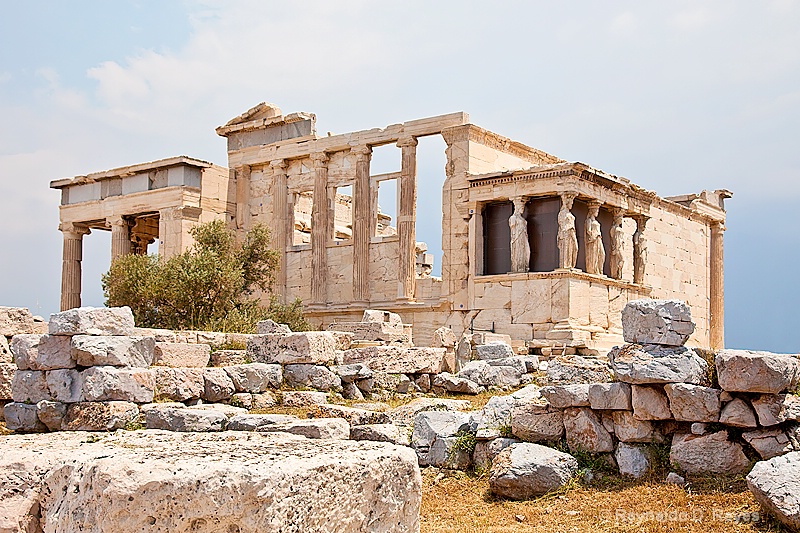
[103,220,310,333]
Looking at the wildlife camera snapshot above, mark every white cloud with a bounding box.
[670,7,711,31]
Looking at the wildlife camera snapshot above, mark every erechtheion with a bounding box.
[50,102,730,353]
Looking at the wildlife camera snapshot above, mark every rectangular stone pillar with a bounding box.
[158,206,201,260]
[352,146,372,304]
[108,217,132,261]
[396,137,418,301]
[710,222,725,350]
[59,223,90,311]
[310,153,330,305]
[235,165,251,239]
[271,159,289,303]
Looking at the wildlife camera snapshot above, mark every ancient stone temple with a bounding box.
[51,102,730,353]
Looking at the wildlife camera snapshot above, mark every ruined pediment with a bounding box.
[216,102,317,150]
[222,102,283,127]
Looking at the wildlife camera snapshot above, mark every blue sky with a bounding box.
[0,1,798,351]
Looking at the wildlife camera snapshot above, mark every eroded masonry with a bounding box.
[51,103,730,352]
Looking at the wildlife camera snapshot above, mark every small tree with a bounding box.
[102,220,310,332]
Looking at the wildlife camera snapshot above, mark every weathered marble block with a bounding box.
[664,383,721,422]
[247,332,337,365]
[0,362,15,400]
[747,451,800,530]
[82,366,155,403]
[342,346,445,374]
[489,443,579,500]
[670,431,749,474]
[224,363,282,392]
[71,335,155,367]
[49,306,135,336]
[153,342,211,368]
[622,299,695,346]
[11,370,51,403]
[284,364,342,392]
[3,402,46,432]
[154,367,205,402]
[609,344,708,385]
[716,349,800,394]
[11,334,75,371]
[0,306,45,336]
[201,367,236,402]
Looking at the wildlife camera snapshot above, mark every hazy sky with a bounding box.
[1,1,798,351]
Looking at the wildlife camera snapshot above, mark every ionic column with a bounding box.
[352,145,372,304]
[397,136,418,300]
[59,222,90,311]
[271,159,289,303]
[633,215,649,285]
[710,222,726,350]
[108,217,132,261]
[310,153,330,305]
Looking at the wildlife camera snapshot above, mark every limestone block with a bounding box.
[350,424,406,445]
[747,451,800,531]
[621,299,695,346]
[284,364,342,392]
[143,404,228,432]
[510,403,564,443]
[4,402,47,432]
[486,356,528,374]
[664,383,720,422]
[562,407,614,453]
[332,363,373,383]
[252,392,278,409]
[669,431,750,474]
[153,342,211,368]
[256,319,292,334]
[615,443,652,478]
[458,360,522,388]
[588,383,632,410]
[612,411,658,443]
[310,404,390,426]
[226,413,299,431]
[545,355,612,385]
[609,344,708,385]
[61,401,140,431]
[342,346,445,374]
[154,367,204,402]
[362,309,402,325]
[0,430,422,532]
[82,366,155,403]
[201,368,236,402]
[36,400,67,431]
[387,397,472,428]
[432,327,457,349]
[473,437,519,471]
[411,410,472,467]
[133,327,176,342]
[327,322,411,346]
[476,342,514,360]
[489,443,579,500]
[742,428,795,460]
[0,306,44,336]
[716,350,800,394]
[719,398,758,428]
[751,394,800,426]
[224,363,282,393]
[46,369,84,403]
[258,418,351,439]
[539,384,591,408]
[432,373,483,395]
[210,349,249,367]
[631,385,672,420]
[0,362,14,400]
[329,331,354,351]
[247,332,337,365]
[11,334,74,371]
[71,335,155,367]
[472,387,541,438]
[281,390,328,407]
[48,306,135,336]
[510,279,551,324]
[0,335,11,363]
[11,370,51,403]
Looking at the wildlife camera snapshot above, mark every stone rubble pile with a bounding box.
[0,307,48,420]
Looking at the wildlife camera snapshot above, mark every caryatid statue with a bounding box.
[557,192,578,269]
[609,209,625,279]
[585,201,605,275]
[633,216,649,284]
[509,197,530,273]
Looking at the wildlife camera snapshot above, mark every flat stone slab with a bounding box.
[153,342,211,368]
[247,332,337,365]
[0,430,421,533]
[609,344,708,385]
[48,306,135,336]
[747,451,800,530]
[341,346,445,374]
[72,335,155,367]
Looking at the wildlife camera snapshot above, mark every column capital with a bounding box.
[396,136,418,148]
[559,190,578,206]
[59,222,91,237]
[350,145,372,162]
[587,199,603,209]
[310,152,330,167]
[269,158,288,171]
[711,221,726,233]
[106,216,129,228]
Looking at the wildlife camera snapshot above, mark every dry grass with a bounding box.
[420,469,787,533]
[0,421,11,435]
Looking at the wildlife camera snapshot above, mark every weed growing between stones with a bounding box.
[450,430,477,457]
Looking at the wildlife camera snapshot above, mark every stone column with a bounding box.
[108,217,132,261]
[557,192,578,269]
[352,145,373,304]
[710,222,726,350]
[633,215,649,285]
[609,208,625,280]
[235,165,251,238]
[509,197,530,273]
[59,222,90,311]
[310,152,330,306]
[397,136,418,300]
[271,159,289,303]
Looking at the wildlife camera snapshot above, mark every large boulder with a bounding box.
[142,404,229,432]
[510,403,564,443]
[621,299,695,346]
[226,413,300,431]
[458,360,521,388]
[48,306,135,336]
[609,344,708,385]
[742,428,796,460]
[61,401,140,431]
[473,437,519,471]
[562,407,614,453]
[612,411,658,443]
[670,431,750,474]
[411,411,473,468]
[11,370,51,403]
[201,368,236,402]
[154,367,204,402]
[747,451,800,530]
[615,443,652,478]
[257,418,351,439]
[716,350,800,394]
[719,398,758,428]
[432,373,483,395]
[540,384,591,409]
[545,355,612,385]
[588,382,632,410]
[310,404,390,426]
[247,332,337,365]
[256,319,291,334]
[0,430,422,533]
[475,342,515,361]
[71,335,155,367]
[0,306,45,336]
[3,402,46,432]
[489,443,579,500]
[472,386,541,438]
[387,397,472,428]
[664,383,720,422]
[46,369,84,403]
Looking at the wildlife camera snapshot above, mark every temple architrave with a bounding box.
[51,102,731,354]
